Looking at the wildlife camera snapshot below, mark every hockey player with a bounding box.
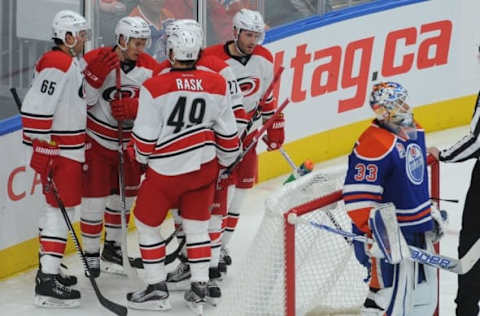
[202,8,285,271]
[155,19,247,305]
[428,91,480,315]
[343,82,443,315]
[125,28,240,314]
[21,10,90,307]
[81,16,160,276]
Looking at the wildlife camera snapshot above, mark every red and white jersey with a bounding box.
[132,68,240,175]
[81,47,160,151]
[21,48,87,162]
[157,55,248,135]
[202,41,276,129]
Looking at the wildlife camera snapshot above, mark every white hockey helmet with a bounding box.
[163,19,203,57]
[167,29,202,64]
[52,10,90,47]
[114,16,151,50]
[232,9,265,44]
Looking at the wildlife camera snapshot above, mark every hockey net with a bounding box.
[214,157,439,316]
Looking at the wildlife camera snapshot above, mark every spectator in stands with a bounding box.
[129,0,175,60]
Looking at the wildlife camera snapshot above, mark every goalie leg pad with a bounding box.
[364,260,415,316]
[136,219,166,284]
[368,203,409,264]
[410,236,438,315]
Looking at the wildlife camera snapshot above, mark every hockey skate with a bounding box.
[206,267,222,306]
[34,270,81,308]
[184,281,207,315]
[85,252,100,278]
[166,253,191,291]
[219,247,231,273]
[39,253,77,286]
[100,241,143,275]
[126,281,171,311]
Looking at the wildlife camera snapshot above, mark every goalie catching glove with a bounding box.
[110,97,138,121]
[262,112,285,151]
[83,48,119,89]
[367,203,410,264]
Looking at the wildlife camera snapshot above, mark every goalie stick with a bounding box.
[47,174,128,316]
[288,213,480,274]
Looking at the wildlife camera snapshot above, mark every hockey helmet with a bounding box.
[52,10,90,47]
[115,16,151,51]
[167,29,202,64]
[232,9,265,44]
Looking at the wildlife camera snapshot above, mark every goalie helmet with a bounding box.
[370,82,417,139]
[114,16,151,50]
[232,8,265,44]
[167,29,202,64]
[52,10,90,46]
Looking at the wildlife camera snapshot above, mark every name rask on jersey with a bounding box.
[176,78,204,91]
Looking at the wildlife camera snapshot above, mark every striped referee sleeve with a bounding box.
[440,91,480,162]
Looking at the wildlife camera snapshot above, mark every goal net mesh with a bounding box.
[213,170,369,316]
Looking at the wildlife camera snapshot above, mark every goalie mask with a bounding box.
[233,9,265,46]
[369,82,417,140]
[115,16,152,51]
[52,10,91,49]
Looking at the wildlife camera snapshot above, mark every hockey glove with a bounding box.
[110,97,139,121]
[126,140,146,175]
[241,130,258,150]
[216,166,235,190]
[83,48,119,89]
[426,205,448,243]
[263,112,285,151]
[30,139,59,178]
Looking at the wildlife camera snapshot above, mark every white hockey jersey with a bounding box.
[81,47,160,150]
[157,55,248,135]
[132,68,240,175]
[202,41,277,130]
[21,48,87,162]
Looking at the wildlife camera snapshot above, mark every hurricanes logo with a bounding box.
[405,143,424,185]
[103,85,140,101]
[237,76,260,97]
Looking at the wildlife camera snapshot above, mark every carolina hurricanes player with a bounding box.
[125,28,240,314]
[21,10,90,307]
[154,19,247,304]
[202,8,285,270]
[80,16,160,276]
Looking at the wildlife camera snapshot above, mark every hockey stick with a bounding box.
[224,98,290,176]
[46,175,128,316]
[115,66,137,279]
[287,213,480,274]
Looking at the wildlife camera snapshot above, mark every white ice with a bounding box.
[0,125,472,316]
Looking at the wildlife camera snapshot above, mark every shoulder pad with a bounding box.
[252,45,273,63]
[354,124,396,160]
[36,50,73,73]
